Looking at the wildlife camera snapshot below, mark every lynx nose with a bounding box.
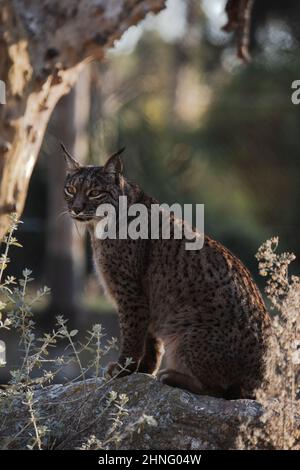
[72,207,84,216]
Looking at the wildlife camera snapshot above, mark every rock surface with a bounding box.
[1,374,271,449]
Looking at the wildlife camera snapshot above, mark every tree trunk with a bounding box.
[0,0,166,240]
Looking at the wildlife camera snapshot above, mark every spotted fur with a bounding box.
[63,148,273,399]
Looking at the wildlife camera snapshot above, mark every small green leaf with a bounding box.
[11,242,23,248]
[22,268,33,277]
[69,330,78,337]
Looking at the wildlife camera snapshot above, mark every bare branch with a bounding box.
[223,0,255,62]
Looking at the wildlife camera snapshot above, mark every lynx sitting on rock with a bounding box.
[63,145,273,399]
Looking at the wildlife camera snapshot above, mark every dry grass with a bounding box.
[247,237,300,449]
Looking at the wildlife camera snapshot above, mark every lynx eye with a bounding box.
[64,186,76,197]
[88,189,104,199]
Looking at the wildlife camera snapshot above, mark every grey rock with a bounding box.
[0,374,271,450]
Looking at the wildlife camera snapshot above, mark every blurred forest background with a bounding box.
[2,0,300,378]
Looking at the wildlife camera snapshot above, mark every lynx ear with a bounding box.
[60,142,81,172]
[104,147,125,174]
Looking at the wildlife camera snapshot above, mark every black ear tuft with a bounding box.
[104,147,125,174]
[60,142,81,171]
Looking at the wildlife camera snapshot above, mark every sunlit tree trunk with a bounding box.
[0,0,166,240]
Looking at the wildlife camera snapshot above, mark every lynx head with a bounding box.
[62,143,125,222]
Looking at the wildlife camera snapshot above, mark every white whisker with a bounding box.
[56,210,69,221]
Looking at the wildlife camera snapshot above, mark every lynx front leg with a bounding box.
[137,333,163,375]
[107,295,150,377]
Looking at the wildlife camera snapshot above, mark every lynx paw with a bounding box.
[157,368,207,395]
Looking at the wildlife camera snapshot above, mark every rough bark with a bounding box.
[0,0,166,240]
[0,374,289,450]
